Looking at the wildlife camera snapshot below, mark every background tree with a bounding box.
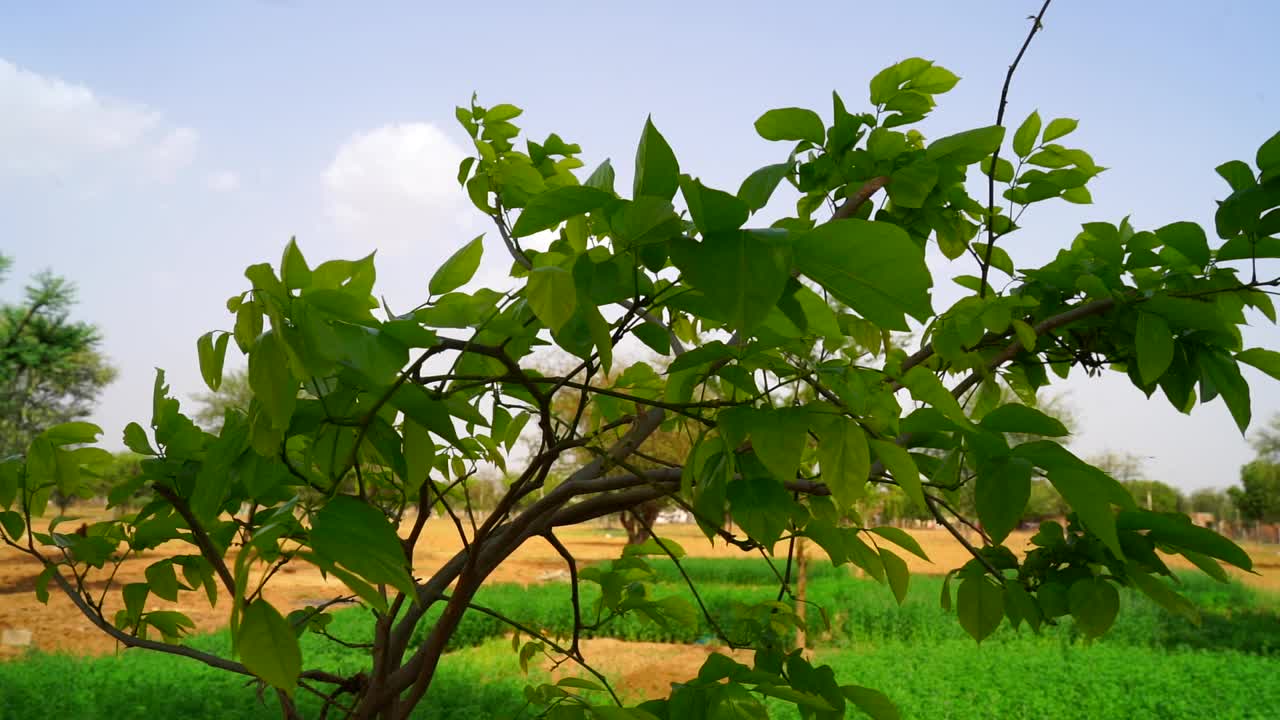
[1230,461,1280,525]
[1,8,1275,717]
[0,254,116,457]
[191,367,252,431]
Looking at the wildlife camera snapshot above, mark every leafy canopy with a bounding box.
[3,40,1279,720]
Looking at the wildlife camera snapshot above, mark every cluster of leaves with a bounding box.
[3,39,1280,720]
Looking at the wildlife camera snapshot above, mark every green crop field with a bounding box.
[2,558,1278,719]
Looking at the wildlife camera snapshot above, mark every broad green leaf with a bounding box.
[1047,466,1125,559]
[429,235,485,295]
[1012,111,1041,158]
[281,238,312,290]
[634,117,680,201]
[1012,319,1037,351]
[1198,348,1251,434]
[907,65,960,94]
[1216,160,1257,192]
[668,232,791,333]
[879,548,909,605]
[1042,117,1079,142]
[887,158,938,209]
[43,422,102,446]
[818,418,871,511]
[197,331,230,392]
[975,457,1033,544]
[248,331,296,431]
[1135,312,1175,385]
[1004,581,1042,633]
[902,366,974,429]
[868,526,930,562]
[979,403,1069,437]
[511,186,613,238]
[870,440,926,511]
[1237,348,1280,381]
[842,686,900,720]
[585,159,616,192]
[390,385,459,445]
[926,126,1006,165]
[310,496,416,599]
[794,219,933,331]
[726,476,792,550]
[748,408,809,483]
[1257,129,1280,178]
[956,576,1003,643]
[526,266,577,333]
[237,599,302,694]
[144,561,184,602]
[1116,510,1252,571]
[611,197,681,248]
[1128,568,1200,625]
[0,510,24,539]
[1156,221,1210,268]
[1068,577,1119,639]
[754,107,825,145]
[680,176,748,234]
[403,419,436,493]
[738,163,790,212]
[484,103,522,122]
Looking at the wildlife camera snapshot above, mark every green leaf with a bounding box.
[197,331,230,392]
[1042,118,1079,142]
[726,476,791,550]
[1068,578,1119,639]
[1237,347,1280,381]
[585,159,616,192]
[879,548,909,605]
[680,176,748,234]
[1216,160,1257,192]
[975,457,1033,544]
[0,510,24,539]
[1156,221,1210,268]
[281,238,312,290]
[1012,111,1041,158]
[738,163,790,212]
[1116,510,1252,571]
[634,117,680,201]
[1256,129,1280,177]
[901,367,974,430]
[1012,319,1037,351]
[668,232,791,333]
[144,561,184,602]
[511,186,614,238]
[429,235,485,295]
[1135,311,1175,385]
[842,686,900,720]
[794,219,933,331]
[907,65,960,94]
[926,126,1006,165]
[887,158,938,209]
[1047,467,1125,559]
[868,526,930,562]
[870,440,926,511]
[248,331,297,431]
[979,403,1069,437]
[526,266,578,333]
[956,576,1004,643]
[747,408,809,483]
[754,108,825,145]
[310,496,416,599]
[1128,568,1200,625]
[817,418,871,512]
[611,197,681,248]
[237,599,302,694]
[1199,348,1251,435]
[43,422,103,446]
[484,103,523,123]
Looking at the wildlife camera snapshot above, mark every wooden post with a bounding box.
[794,537,808,651]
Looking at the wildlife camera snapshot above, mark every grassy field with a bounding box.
[2,556,1279,719]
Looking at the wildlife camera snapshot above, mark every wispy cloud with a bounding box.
[0,58,198,183]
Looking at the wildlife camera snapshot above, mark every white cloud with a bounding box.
[206,169,241,192]
[323,123,476,251]
[0,58,198,182]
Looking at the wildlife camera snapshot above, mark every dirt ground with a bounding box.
[3,509,1278,660]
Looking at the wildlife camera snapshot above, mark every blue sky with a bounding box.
[2,1,1278,491]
